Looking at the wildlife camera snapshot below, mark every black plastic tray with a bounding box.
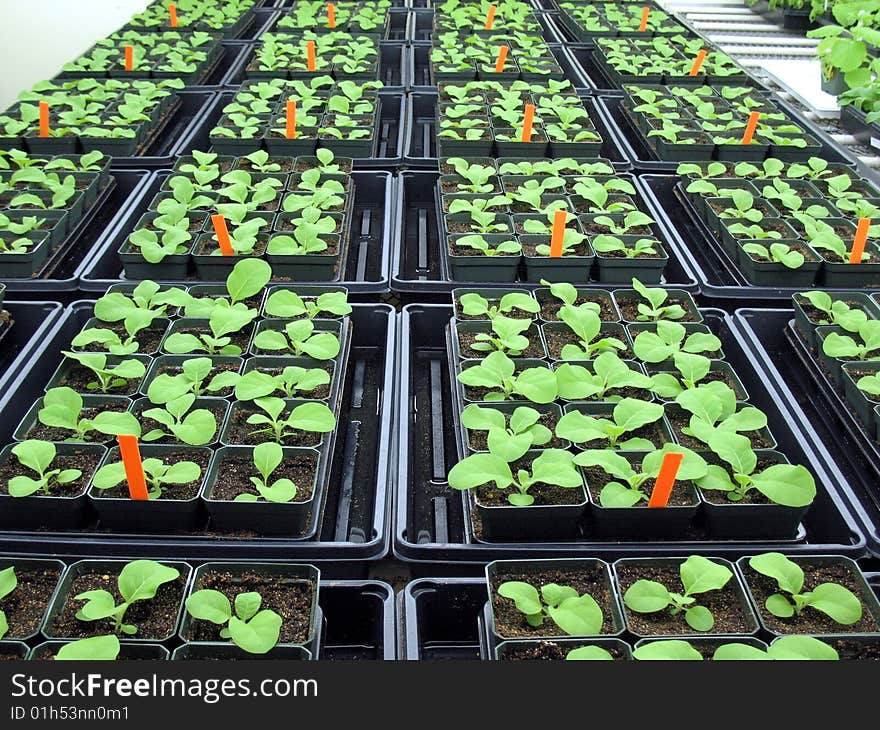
[393,303,867,567]
[732,308,880,557]
[267,6,409,41]
[0,302,63,396]
[402,92,630,168]
[841,106,880,156]
[78,170,392,294]
[543,5,696,46]
[109,90,220,169]
[406,8,566,44]
[390,170,699,294]
[1,170,153,298]
[593,94,860,173]
[636,174,880,305]
[0,301,395,565]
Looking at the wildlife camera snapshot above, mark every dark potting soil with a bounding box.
[826,637,880,660]
[76,323,166,354]
[49,569,186,640]
[54,362,143,396]
[457,328,545,360]
[796,296,868,326]
[94,449,210,501]
[544,326,633,360]
[616,563,754,636]
[575,419,667,450]
[539,295,618,322]
[743,561,878,634]
[137,405,226,446]
[665,408,774,450]
[468,411,563,451]
[209,452,316,502]
[581,221,652,236]
[24,406,129,443]
[455,299,534,321]
[224,407,324,447]
[0,565,62,638]
[166,326,252,354]
[583,465,697,507]
[151,362,241,397]
[597,247,665,259]
[294,160,351,173]
[476,456,583,508]
[0,649,23,660]
[616,297,700,323]
[448,241,516,257]
[501,641,625,660]
[490,566,616,637]
[185,571,315,645]
[248,365,333,400]
[0,450,101,498]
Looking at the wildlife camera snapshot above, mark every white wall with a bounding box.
[0,0,151,108]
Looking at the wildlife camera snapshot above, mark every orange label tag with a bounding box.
[38,102,49,138]
[211,214,235,256]
[549,209,568,258]
[485,4,496,29]
[286,100,297,139]
[741,111,760,145]
[306,40,316,71]
[495,45,509,73]
[647,452,684,508]
[689,49,707,76]
[520,103,535,142]
[169,3,178,27]
[850,217,871,263]
[328,2,336,27]
[639,6,650,31]
[117,435,149,501]
[124,45,134,71]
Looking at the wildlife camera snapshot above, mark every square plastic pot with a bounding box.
[595,245,669,284]
[841,361,880,429]
[0,557,65,641]
[735,240,821,286]
[118,240,191,280]
[12,395,133,446]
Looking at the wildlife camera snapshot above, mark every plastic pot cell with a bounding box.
[612,288,702,324]
[0,558,64,641]
[452,319,548,361]
[171,643,312,660]
[841,361,880,429]
[0,442,106,529]
[735,240,821,287]
[493,637,632,660]
[534,286,620,323]
[29,642,170,660]
[12,394,133,446]
[42,559,192,643]
[792,291,880,349]
[46,353,152,397]
[179,562,321,656]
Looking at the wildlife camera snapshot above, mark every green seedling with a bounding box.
[37,387,140,441]
[185,589,282,654]
[92,455,201,500]
[623,555,733,632]
[466,316,533,357]
[453,234,521,257]
[557,304,627,360]
[55,635,121,661]
[747,553,863,625]
[163,309,258,357]
[713,635,839,661]
[633,321,722,363]
[6,440,82,497]
[630,278,686,321]
[235,367,330,401]
[592,235,660,258]
[742,242,806,269]
[457,292,538,320]
[461,404,552,461]
[147,358,240,401]
[141,393,217,446]
[538,280,601,318]
[0,567,16,638]
[648,352,716,399]
[252,321,340,360]
[822,320,880,361]
[60,352,146,393]
[74,560,179,636]
[245,398,336,444]
[631,639,703,660]
[565,645,614,660]
[445,158,496,193]
[264,290,351,320]
[234,442,298,503]
[497,581,603,635]
[554,353,653,402]
[799,291,869,332]
[95,281,190,320]
[458,351,557,403]
[555,398,665,450]
[675,381,768,446]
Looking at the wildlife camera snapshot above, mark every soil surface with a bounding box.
[544,326,633,361]
[539,294,619,322]
[0,564,63,638]
[742,560,878,634]
[54,362,144,395]
[208,452,316,502]
[0,450,101,497]
[457,327,545,360]
[48,567,186,640]
[184,571,315,645]
[616,296,700,323]
[583,464,698,507]
[489,565,617,638]
[501,640,626,660]
[616,563,755,636]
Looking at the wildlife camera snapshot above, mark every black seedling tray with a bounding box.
[402,92,629,168]
[390,170,698,294]
[110,90,221,169]
[394,303,867,567]
[79,170,392,293]
[0,301,395,566]
[545,5,696,46]
[268,6,409,41]
[636,174,880,306]
[1,170,152,298]
[733,308,880,557]
[593,94,859,173]
[0,302,63,396]
[406,7,566,43]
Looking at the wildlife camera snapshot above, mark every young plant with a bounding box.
[742,242,806,269]
[555,398,665,450]
[92,456,202,500]
[185,589,282,654]
[629,279,686,321]
[631,639,703,661]
[592,235,661,258]
[457,351,558,403]
[245,398,336,444]
[623,555,733,632]
[557,304,627,360]
[675,381,767,446]
[264,290,351,320]
[554,352,654,402]
[648,352,716,399]
[822,320,880,361]
[461,405,552,459]
[632,321,722,363]
[60,352,146,394]
[95,281,190,320]
[747,553,862,626]
[448,448,582,506]
[497,582,603,635]
[252,321,340,360]
[146,358,240,401]
[466,316,533,357]
[696,432,816,507]
[54,635,121,661]
[141,394,217,446]
[235,367,330,401]
[74,560,180,636]
[234,442,298,503]
[5,440,83,497]
[453,234,521,257]
[457,292,539,320]
[37,387,140,441]
[164,308,258,357]
[573,445,708,507]
[182,259,270,319]
[444,158,496,193]
[713,635,839,661]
